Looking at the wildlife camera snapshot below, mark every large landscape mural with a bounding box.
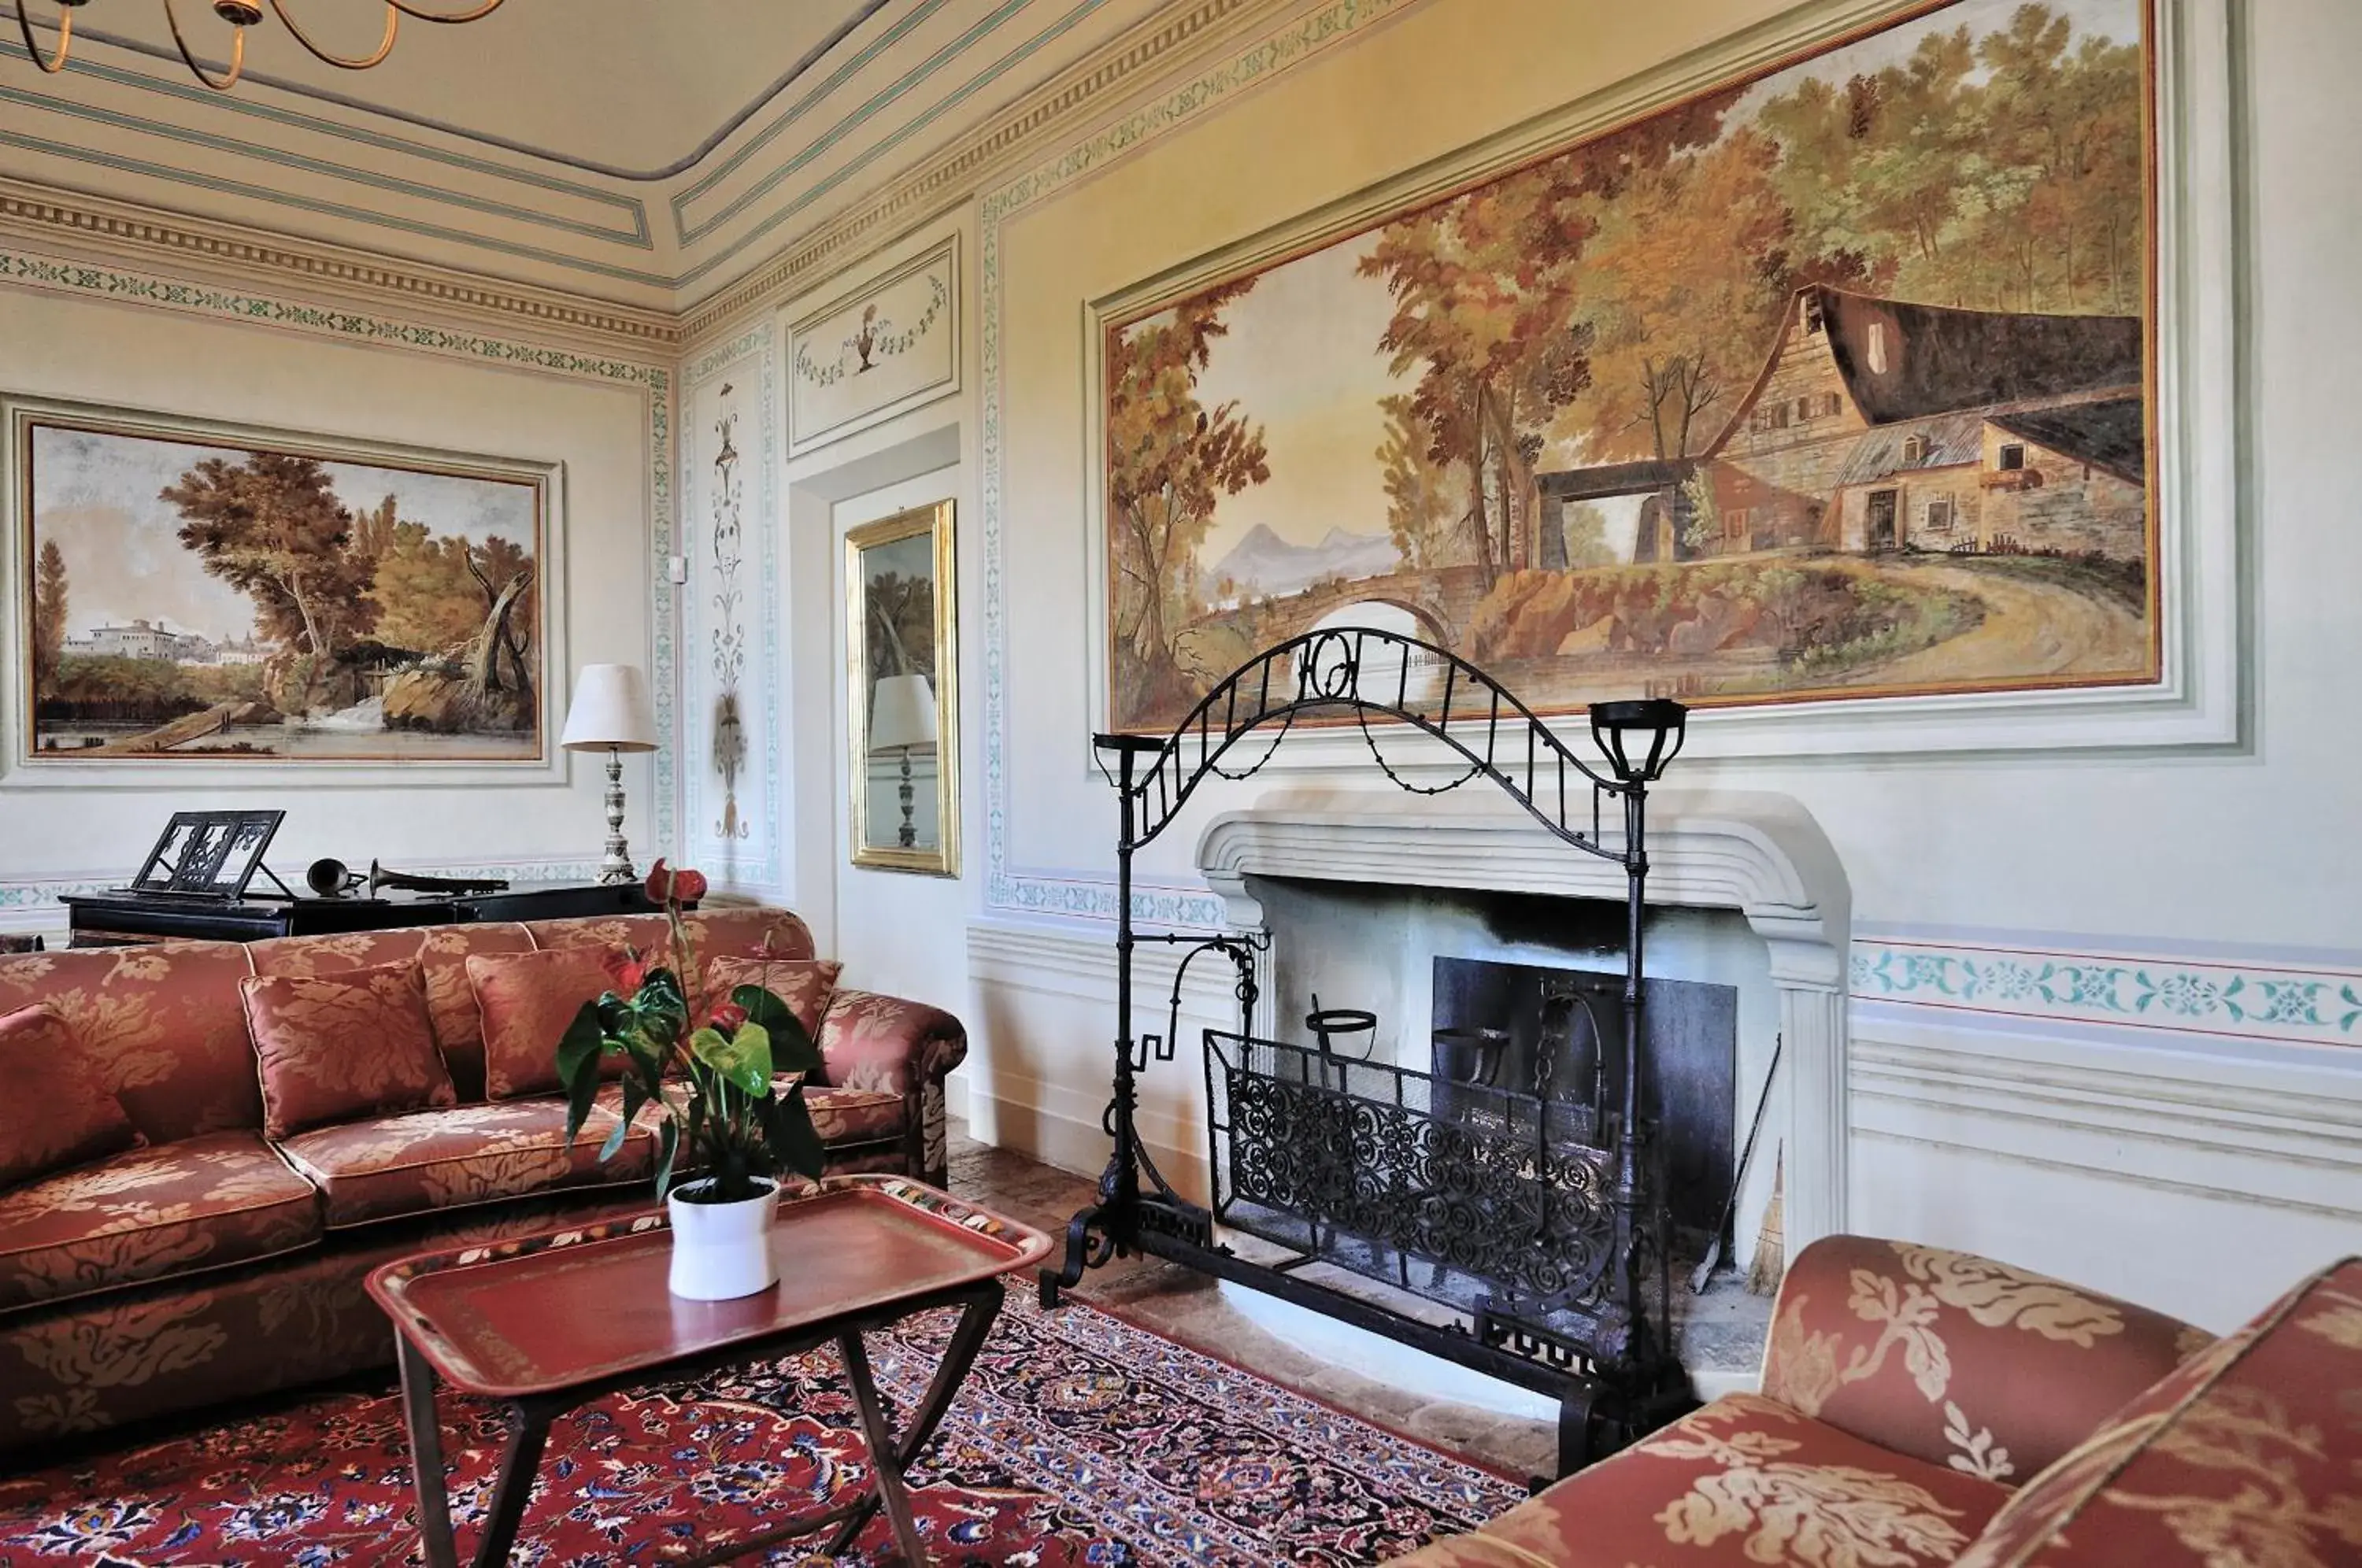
[1105,0,2154,732]
[20,416,544,762]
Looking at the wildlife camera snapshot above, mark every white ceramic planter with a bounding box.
[665,1176,781,1300]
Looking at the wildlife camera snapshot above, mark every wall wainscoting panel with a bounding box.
[679,327,785,897]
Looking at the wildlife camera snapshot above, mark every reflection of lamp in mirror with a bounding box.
[561,664,658,883]
[868,672,937,849]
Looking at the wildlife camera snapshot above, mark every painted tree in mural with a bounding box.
[1377,392,1455,568]
[1106,278,1271,712]
[1758,12,2142,312]
[30,540,68,702]
[1360,91,1740,586]
[164,453,382,711]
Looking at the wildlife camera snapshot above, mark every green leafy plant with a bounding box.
[557,862,827,1204]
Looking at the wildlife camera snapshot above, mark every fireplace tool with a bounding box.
[1038,627,1690,1474]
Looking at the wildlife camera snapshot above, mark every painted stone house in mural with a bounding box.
[1540,284,2146,566]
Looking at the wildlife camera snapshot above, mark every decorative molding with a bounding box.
[0,178,680,355]
[1852,936,2362,1052]
[787,235,961,457]
[679,0,1289,340]
[0,239,679,855]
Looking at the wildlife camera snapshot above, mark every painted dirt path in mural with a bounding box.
[1848,562,2147,688]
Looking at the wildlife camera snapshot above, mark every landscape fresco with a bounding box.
[22,418,543,761]
[1106,0,2155,733]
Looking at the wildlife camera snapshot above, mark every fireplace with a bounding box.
[1431,954,1736,1241]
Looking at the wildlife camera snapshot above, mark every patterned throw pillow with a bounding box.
[239,960,458,1140]
[0,1004,141,1188]
[705,956,842,1046]
[466,946,629,1100]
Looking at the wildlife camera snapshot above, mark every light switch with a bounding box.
[667,554,688,584]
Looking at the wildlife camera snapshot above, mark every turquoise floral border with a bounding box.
[0,242,678,900]
[1852,939,2362,1050]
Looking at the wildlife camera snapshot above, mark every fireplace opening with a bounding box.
[1431,956,1736,1244]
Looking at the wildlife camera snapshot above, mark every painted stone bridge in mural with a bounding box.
[1174,564,1491,680]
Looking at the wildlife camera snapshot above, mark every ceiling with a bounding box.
[30,1,892,175]
[2,0,1170,311]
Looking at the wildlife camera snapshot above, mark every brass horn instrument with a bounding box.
[367,860,512,897]
[304,857,366,897]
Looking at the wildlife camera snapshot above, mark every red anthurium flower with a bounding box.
[602,947,647,997]
[703,1000,747,1034]
[643,860,709,907]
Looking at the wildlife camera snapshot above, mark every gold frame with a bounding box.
[845,500,959,875]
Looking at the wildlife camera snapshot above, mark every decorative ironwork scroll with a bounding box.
[1042,626,1690,1474]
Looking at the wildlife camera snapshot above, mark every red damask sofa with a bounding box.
[0,905,965,1459]
[1388,1236,2362,1566]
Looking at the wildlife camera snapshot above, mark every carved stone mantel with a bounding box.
[1195,786,1853,1252]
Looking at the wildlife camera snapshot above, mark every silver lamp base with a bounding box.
[598,745,636,884]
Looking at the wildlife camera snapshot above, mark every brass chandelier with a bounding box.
[15,0,505,92]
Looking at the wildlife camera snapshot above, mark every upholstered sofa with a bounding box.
[0,905,965,1457]
[1389,1236,2362,1566]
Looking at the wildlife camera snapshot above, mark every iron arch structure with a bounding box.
[1039,628,1697,1472]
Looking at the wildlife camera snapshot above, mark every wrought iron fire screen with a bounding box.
[1038,628,1690,1472]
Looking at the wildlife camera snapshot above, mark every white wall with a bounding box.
[691,0,2362,1332]
[0,279,663,928]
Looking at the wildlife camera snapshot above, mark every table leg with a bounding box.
[825,1283,1003,1558]
[472,1406,552,1568]
[842,1329,930,1566]
[398,1333,460,1568]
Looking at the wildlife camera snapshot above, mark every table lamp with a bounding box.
[868,672,937,849]
[561,664,658,883]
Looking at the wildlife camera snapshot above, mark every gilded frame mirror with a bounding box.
[846,500,959,875]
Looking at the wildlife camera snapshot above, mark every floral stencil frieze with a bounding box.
[1851,940,2362,1048]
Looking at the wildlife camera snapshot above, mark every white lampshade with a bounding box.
[561,664,657,752]
[869,671,937,753]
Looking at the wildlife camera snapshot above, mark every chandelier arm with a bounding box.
[268,0,399,69]
[13,0,73,73]
[385,0,503,20]
[163,0,247,90]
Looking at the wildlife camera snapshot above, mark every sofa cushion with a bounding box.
[467,947,628,1100]
[1760,1236,2206,1486]
[1386,1392,2010,1567]
[276,1100,654,1229]
[0,1006,141,1189]
[806,1086,904,1148]
[0,944,263,1142]
[1955,1257,2362,1567]
[524,908,816,982]
[0,1131,320,1316]
[249,923,535,1102]
[241,960,458,1139]
[707,955,841,1045]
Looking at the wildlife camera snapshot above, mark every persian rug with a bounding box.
[0,1284,1523,1565]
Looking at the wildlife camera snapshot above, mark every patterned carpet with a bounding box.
[0,1284,1523,1565]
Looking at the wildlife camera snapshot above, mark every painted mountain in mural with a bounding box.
[1201,523,1400,603]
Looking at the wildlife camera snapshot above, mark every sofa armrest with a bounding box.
[816,989,967,1187]
[1761,1234,2207,1486]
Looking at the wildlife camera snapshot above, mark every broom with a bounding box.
[1747,1150,1786,1296]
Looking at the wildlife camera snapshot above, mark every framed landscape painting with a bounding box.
[1102,0,2157,734]
[9,399,552,766]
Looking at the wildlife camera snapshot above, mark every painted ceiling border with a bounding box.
[0,238,681,860]
[0,179,680,354]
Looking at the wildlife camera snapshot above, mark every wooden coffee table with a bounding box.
[366,1176,1053,1567]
